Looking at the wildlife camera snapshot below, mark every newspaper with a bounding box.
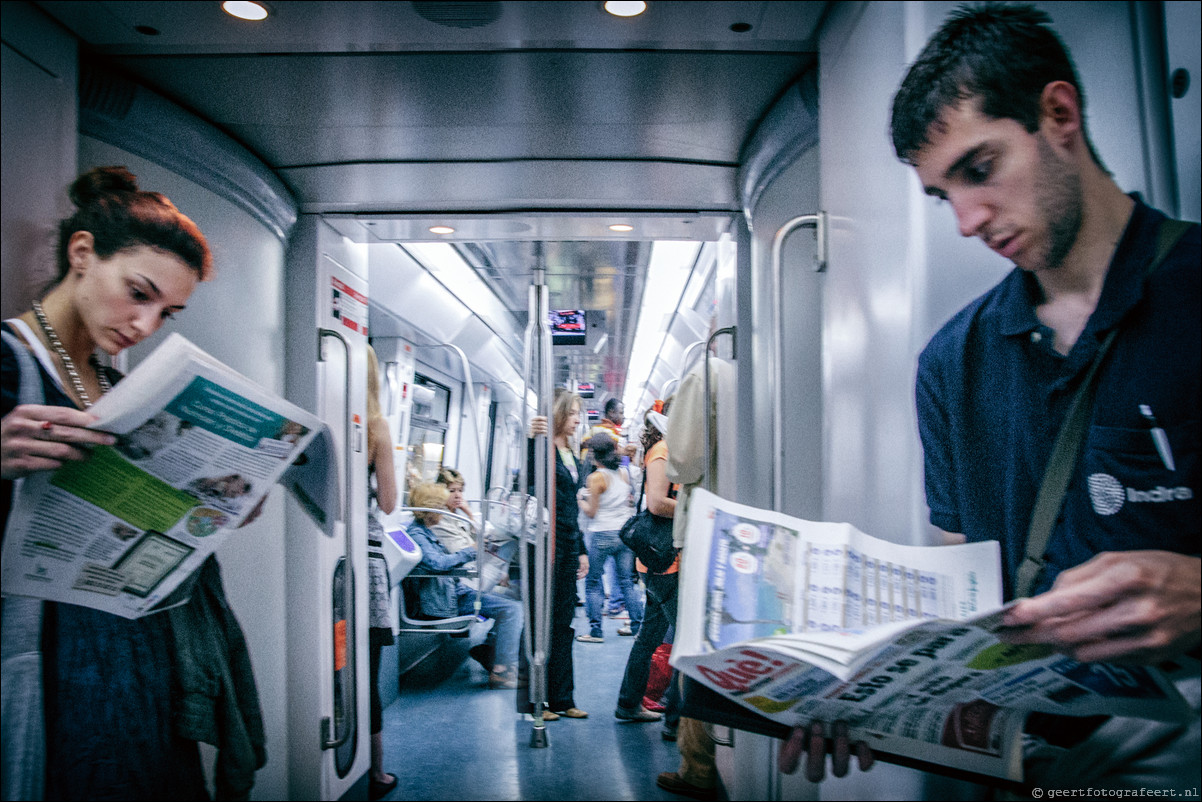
[674,489,1194,782]
[2,333,334,619]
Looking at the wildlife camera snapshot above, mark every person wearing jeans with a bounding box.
[580,530,641,641]
[614,409,677,724]
[577,434,641,642]
[615,566,677,719]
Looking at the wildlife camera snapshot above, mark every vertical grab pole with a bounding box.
[770,211,826,512]
[518,262,555,747]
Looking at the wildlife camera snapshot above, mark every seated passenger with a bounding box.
[405,481,524,689]
[431,466,518,593]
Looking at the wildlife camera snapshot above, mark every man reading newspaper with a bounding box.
[879,1,1199,791]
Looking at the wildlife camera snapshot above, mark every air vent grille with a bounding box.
[79,65,135,120]
[412,1,502,29]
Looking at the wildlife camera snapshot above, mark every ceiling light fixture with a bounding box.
[222,1,269,21]
[603,1,647,19]
[428,225,456,235]
[608,223,635,232]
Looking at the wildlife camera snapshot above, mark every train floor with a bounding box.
[379,600,723,801]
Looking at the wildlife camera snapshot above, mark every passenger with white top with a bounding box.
[576,433,640,643]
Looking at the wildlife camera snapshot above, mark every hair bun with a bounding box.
[69,166,139,208]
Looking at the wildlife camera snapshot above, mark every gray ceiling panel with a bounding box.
[34,0,825,401]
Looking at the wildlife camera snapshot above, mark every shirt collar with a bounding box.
[996,194,1158,340]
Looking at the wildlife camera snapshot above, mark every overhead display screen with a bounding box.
[550,309,587,346]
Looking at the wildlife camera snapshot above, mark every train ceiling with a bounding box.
[34,0,825,400]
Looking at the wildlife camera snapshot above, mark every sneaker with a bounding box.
[576,632,604,643]
[614,705,662,722]
[617,625,637,636]
[641,696,666,712]
[552,707,588,719]
[607,607,629,619]
[656,771,717,800]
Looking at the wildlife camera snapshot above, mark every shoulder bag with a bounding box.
[1016,218,1192,597]
[618,469,677,573]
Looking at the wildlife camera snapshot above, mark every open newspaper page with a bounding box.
[2,333,333,619]
[674,489,1192,782]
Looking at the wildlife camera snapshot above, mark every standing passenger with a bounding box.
[576,434,640,642]
[364,344,398,800]
[882,2,1200,789]
[520,388,590,720]
[584,398,637,618]
[615,409,677,725]
[1,166,267,800]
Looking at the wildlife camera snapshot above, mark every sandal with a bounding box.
[488,666,518,689]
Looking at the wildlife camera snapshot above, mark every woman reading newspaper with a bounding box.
[1,167,264,800]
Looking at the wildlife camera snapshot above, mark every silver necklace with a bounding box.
[31,300,111,408]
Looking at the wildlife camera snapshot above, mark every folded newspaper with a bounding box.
[2,333,335,619]
[674,489,1195,782]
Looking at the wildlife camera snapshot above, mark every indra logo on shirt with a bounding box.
[1087,473,1194,516]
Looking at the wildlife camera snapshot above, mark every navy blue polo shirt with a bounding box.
[916,198,1200,600]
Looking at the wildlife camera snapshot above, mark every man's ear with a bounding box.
[1039,81,1083,151]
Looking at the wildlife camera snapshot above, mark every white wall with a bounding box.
[749,148,824,522]
[77,137,292,801]
[0,1,77,319]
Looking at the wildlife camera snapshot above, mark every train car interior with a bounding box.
[2,1,1198,800]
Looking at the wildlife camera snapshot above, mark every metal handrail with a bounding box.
[680,338,707,376]
[703,327,736,493]
[317,328,357,751]
[423,342,483,485]
[518,263,555,746]
[395,507,481,635]
[770,211,827,511]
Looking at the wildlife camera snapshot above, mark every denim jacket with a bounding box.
[405,522,475,618]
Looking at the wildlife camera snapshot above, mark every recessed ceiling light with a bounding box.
[223,1,269,21]
[608,224,635,232]
[428,225,456,235]
[603,1,647,18]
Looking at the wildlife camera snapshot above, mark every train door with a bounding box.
[283,216,371,800]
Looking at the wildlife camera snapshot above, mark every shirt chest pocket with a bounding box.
[1076,419,1199,553]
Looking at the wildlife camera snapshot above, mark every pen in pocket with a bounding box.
[1139,404,1175,471]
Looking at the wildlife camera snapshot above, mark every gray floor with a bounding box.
[378,601,720,801]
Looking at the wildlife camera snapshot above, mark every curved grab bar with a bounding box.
[317,328,358,752]
[680,338,707,376]
[704,327,736,493]
[423,342,483,484]
[385,361,400,418]
[770,212,826,511]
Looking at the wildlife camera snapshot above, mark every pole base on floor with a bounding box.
[529,724,549,748]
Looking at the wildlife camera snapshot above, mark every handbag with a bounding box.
[619,471,677,573]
